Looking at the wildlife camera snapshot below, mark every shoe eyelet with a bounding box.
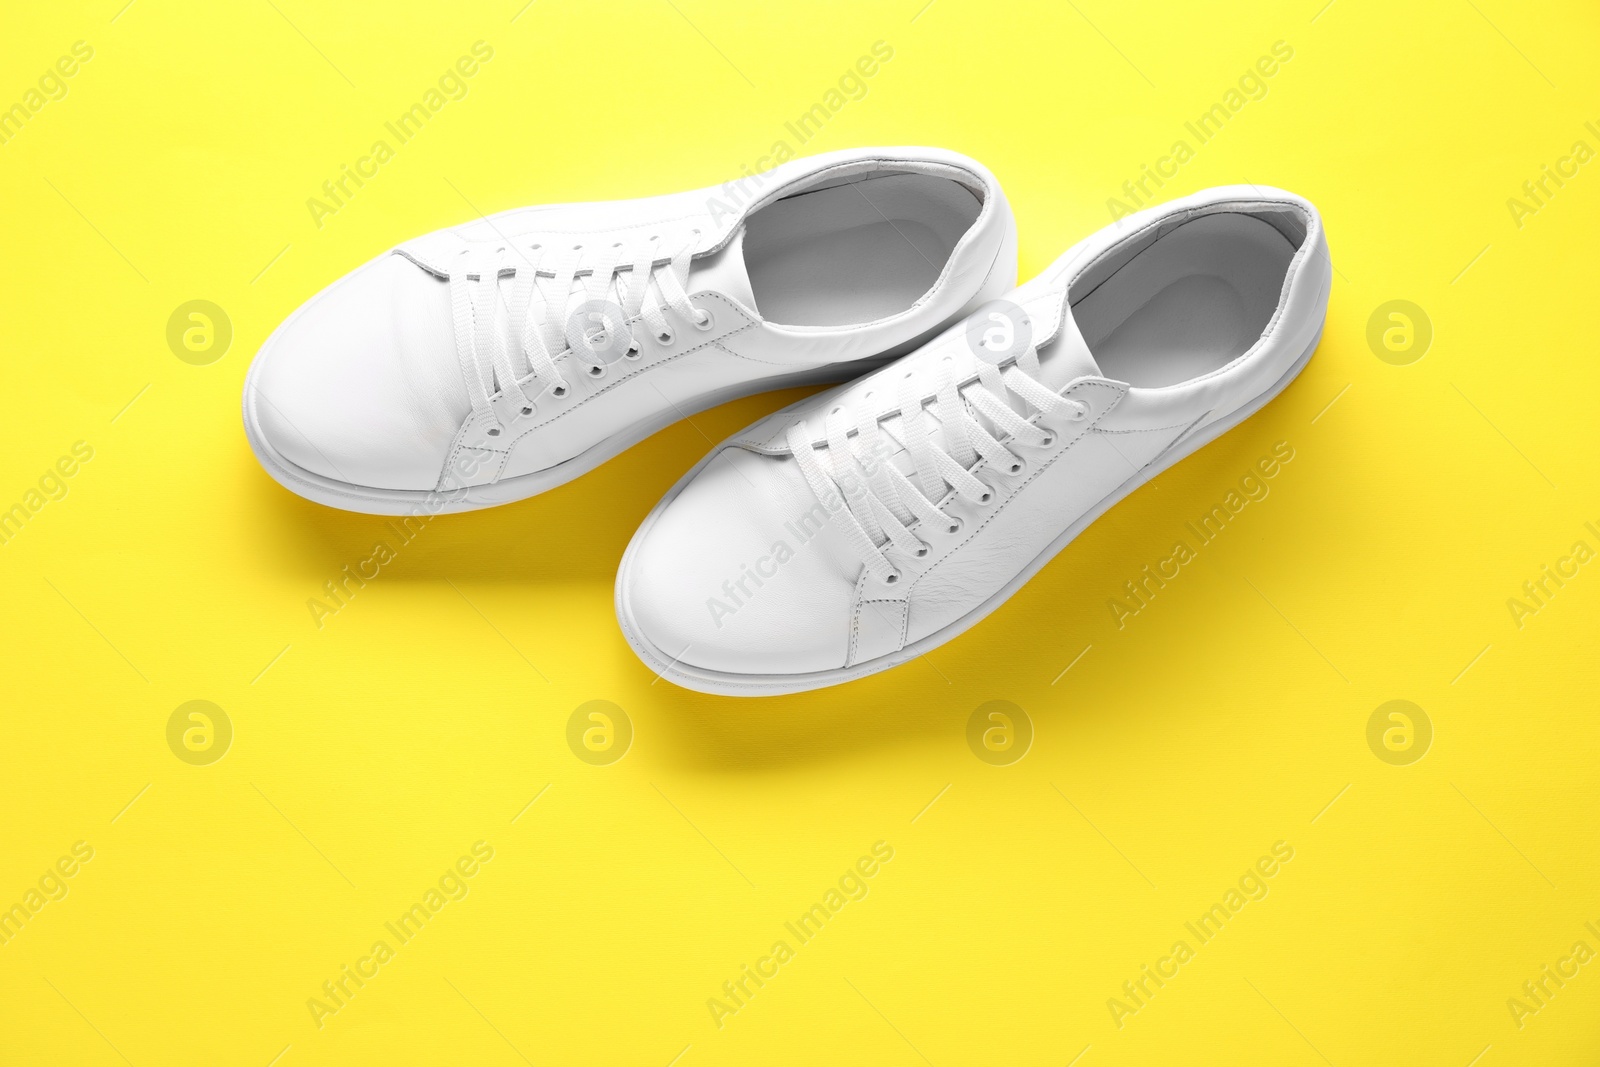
[552,383,569,398]
[587,363,606,378]
[914,543,930,558]
[946,517,963,535]
[486,426,502,437]
[1006,457,1025,475]
[519,405,534,417]
[1039,432,1056,447]
[657,328,675,345]
[884,571,901,585]
[624,342,642,361]
[693,308,714,331]
[977,490,994,505]
[1071,405,1089,422]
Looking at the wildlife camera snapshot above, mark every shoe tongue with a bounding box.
[1030,293,1103,390]
[689,224,757,314]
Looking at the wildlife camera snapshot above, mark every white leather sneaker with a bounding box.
[243,147,1016,514]
[617,186,1331,695]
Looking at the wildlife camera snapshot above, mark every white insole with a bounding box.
[743,174,980,327]
[1075,213,1297,388]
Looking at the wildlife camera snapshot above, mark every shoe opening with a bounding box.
[1070,203,1311,388]
[741,169,984,327]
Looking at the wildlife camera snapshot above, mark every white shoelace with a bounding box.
[786,345,1089,584]
[447,231,711,432]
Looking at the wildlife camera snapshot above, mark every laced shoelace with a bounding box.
[448,231,712,433]
[786,345,1090,584]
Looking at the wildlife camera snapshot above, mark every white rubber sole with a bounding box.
[615,322,1324,697]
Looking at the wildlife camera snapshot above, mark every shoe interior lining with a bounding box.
[743,172,983,327]
[1071,208,1304,389]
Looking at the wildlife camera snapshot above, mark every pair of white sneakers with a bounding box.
[244,147,1331,696]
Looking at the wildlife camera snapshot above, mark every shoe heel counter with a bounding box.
[1273,196,1332,367]
[955,198,1019,319]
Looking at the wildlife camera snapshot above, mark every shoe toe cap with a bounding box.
[622,447,862,679]
[246,253,468,492]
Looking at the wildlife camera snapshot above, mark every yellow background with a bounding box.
[3,1,1598,1064]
